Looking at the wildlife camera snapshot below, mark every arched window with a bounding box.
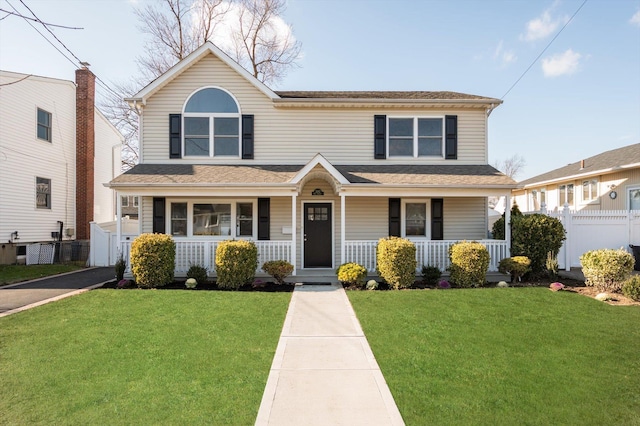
[183,87,240,157]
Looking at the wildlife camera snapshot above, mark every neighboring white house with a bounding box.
[0,69,123,264]
[513,143,640,212]
[107,42,516,276]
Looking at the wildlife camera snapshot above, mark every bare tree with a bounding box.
[134,0,229,82]
[493,154,526,180]
[232,0,302,84]
[99,81,141,169]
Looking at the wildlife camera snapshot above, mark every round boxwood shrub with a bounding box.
[622,276,640,301]
[262,260,294,285]
[215,240,258,290]
[337,262,367,288]
[186,263,208,286]
[376,237,416,290]
[448,241,489,288]
[130,233,176,288]
[580,248,634,292]
[498,256,531,283]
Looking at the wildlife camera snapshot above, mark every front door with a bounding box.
[304,203,332,268]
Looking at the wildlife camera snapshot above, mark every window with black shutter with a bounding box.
[388,198,401,237]
[431,198,444,240]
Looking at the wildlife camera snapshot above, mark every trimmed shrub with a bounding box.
[448,241,490,288]
[498,256,531,282]
[622,276,640,301]
[215,240,258,290]
[580,248,634,292]
[337,262,368,288]
[130,233,176,288]
[262,260,294,285]
[186,264,208,285]
[421,265,442,286]
[376,237,417,290]
[115,251,127,282]
[493,208,565,276]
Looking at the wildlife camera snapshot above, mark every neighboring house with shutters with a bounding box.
[108,41,516,276]
[0,69,123,265]
[513,143,640,212]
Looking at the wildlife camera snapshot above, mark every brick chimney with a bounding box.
[75,66,95,240]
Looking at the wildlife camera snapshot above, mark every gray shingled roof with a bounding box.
[110,164,515,187]
[274,91,497,101]
[519,143,640,187]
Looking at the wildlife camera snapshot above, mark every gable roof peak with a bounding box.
[127,41,279,104]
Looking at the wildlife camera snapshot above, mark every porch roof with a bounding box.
[108,163,515,188]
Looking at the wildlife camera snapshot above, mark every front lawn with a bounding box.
[349,288,640,425]
[0,290,290,425]
[0,264,84,286]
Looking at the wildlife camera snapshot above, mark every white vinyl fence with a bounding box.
[529,209,640,269]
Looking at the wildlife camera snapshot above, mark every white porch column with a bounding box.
[291,193,297,276]
[505,194,511,258]
[116,191,122,253]
[340,194,346,265]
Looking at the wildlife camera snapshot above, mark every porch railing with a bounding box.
[120,240,292,276]
[344,240,508,273]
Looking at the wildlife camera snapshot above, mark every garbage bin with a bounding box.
[629,245,640,271]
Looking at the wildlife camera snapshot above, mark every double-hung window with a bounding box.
[559,184,574,207]
[37,108,52,142]
[388,117,443,157]
[36,177,51,209]
[183,87,240,157]
[582,179,598,202]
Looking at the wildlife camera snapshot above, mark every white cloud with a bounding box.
[493,40,517,67]
[631,10,640,27]
[521,4,568,42]
[541,49,582,77]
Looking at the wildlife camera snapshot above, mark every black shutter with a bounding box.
[242,114,254,159]
[374,115,386,159]
[169,114,182,159]
[389,198,401,237]
[258,198,270,240]
[153,197,166,234]
[431,198,443,240]
[445,115,457,159]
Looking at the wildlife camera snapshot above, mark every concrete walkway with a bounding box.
[0,267,113,317]
[256,284,404,426]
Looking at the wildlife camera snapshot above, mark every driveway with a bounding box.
[0,267,114,315]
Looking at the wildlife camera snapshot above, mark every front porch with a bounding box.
[118,238,508,277]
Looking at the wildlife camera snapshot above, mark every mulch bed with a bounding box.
[99,280,295,292]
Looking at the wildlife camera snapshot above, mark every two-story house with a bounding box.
[513,143,640,212]
[108,42,515,276]
[0,68,123,264]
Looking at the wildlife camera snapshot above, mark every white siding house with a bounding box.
[108,42,516,276]
[0,70,123,264]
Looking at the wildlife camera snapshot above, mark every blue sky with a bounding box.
[1,0,639,179]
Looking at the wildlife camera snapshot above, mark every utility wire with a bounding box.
[9,0,122,99]
[0,8,83,28]
[0,73,32,86]
[501,0,588,100]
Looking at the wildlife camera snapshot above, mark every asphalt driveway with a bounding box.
[0,267,113,315]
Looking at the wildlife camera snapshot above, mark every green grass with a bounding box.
[0,264,84,286]
[349,288,640,425]
[0,290,291,425]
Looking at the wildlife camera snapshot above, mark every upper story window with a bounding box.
[582,179,598,202]
[36,177,51,209]
[559,183,574,207]
[37,108,52,142]
[183,87,240,157]
[388,117,443,157]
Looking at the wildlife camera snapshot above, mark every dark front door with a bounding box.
[304,203,332,268]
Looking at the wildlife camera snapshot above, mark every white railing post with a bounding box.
[563,203,571,271]
[291,194,297,276]
[505,194,511,258]
[341,194,346,265]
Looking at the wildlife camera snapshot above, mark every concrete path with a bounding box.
[256,284,405,426]
[0,267,113,317]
